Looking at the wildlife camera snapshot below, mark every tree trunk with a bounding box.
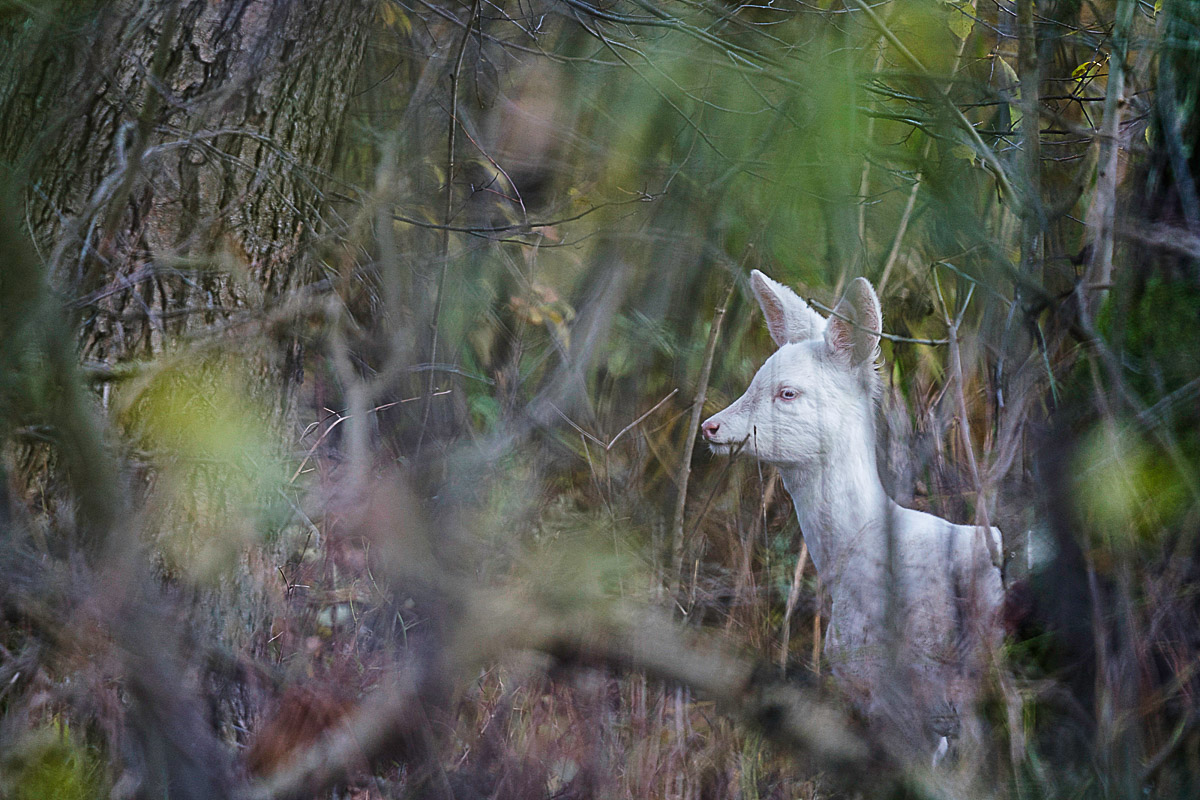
[1,0,376,363]
[1,5,377,794]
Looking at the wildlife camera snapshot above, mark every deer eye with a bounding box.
[778,387,799,401]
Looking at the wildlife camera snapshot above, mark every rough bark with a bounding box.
[1,0,376,363]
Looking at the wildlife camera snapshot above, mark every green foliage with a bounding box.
[0,719,107,800]
[1075,424,1188,547]
[114,355,291,577]
[1102,276,1200,411]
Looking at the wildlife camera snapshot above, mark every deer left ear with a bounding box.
[824,277,882,366]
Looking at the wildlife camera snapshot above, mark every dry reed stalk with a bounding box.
[725,473,779,635]
[812,577,822,676]
[779,540,809,669]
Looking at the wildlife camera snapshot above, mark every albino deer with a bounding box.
[702,271,1004,763]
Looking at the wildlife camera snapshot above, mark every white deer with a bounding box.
[701,271,1004,763]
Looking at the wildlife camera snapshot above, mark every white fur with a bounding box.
[702,271,1003,758]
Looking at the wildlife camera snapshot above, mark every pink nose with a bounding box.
[701,420,720,440]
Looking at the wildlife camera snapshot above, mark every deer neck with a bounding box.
[775,423,892,580]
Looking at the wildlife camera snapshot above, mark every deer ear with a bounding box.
[750,270,825,346]
[824,277,882,366]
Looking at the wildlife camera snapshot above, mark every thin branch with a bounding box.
[391,194,656,235]
[418,0,481,454]
[548,388,678,451]
[848,0,1017,200]
[578,14,732,161]
[875,161,922,295]
[671,281,735,598]
[2,191,235,798]
[804,296,948,346]
[1082,0,1131,315]
[933,273,1001,565]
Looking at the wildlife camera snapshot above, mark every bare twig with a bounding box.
[607,389,680,450]
[848,0,1017,200]
[289,391,453,484]
[812,577,822,677]
[391,195,655,236]
[549,388,679,452]
[1082,0,1134,314]
[1016,0,1044,280]
[670,281,735,598]
[804,296,948,346]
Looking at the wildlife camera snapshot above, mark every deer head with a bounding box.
[701,271,882,467]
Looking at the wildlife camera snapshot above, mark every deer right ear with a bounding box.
[824,277,882,367]
[750,270,825,346]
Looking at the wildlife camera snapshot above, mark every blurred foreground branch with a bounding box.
[249,586,875,800]
[1,191,235,799]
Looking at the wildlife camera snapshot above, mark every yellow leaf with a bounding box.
[1072,58,1106,88]
[991,54,1019,91]
[379,2,412,34]
[949,143,976,164]
[945,0,976,40]
[393,7,412,35]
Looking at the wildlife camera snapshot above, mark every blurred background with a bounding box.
[2,0,1200,797]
